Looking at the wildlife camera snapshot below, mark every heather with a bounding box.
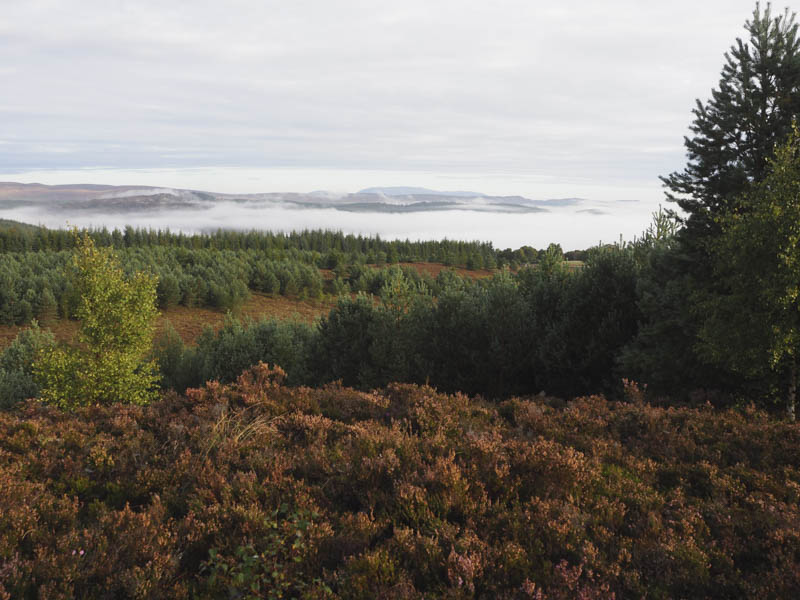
[2,364,799,599]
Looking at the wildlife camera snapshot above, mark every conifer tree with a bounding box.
[626,3,800,396]
[663,2,800,238]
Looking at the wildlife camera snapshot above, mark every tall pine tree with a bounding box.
[623,4,800,397]
[663,2,800,239]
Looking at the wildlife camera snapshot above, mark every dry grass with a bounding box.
[0,292,336,350]
[321,262,495,280]
[157,293,335,345]
[398,261,495,279]
[0,318,79,350]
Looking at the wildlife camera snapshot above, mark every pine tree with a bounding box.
[663,2,800,238]
[626,4,800,397]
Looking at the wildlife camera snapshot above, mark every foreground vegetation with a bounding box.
[1,364,798,599]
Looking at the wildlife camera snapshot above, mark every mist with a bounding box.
[2,199,657,251]
[0,164,668,249]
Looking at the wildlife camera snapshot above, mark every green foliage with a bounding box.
[150,322,190,392]
[312,295,382,388]
[548,247,641,395]
[646,4,800,402]
[618,242,731,395]
[155,273,181,309]
[697,127,800,417]
[0,322,55,409]
[0,224,501,269]
[157,253,643,400]
[202,505,328,600]
[538,242,566,276]
[0,227,501,327]
[157,315,317,391]
[663,2,800,231]
[34,232,160,408]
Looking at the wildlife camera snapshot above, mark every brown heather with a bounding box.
[1,364,800,598]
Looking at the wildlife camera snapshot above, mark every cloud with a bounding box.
[0,198,657,251]
[0,0,764,203]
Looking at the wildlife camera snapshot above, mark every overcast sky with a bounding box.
[0,0,775,199]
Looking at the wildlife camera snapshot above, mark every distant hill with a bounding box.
[0,181,585,215]
[0,218,41,232]
[358,186,485,197]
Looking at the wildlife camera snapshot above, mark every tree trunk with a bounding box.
[788,357,797,423]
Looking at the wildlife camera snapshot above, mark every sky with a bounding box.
[0,0,773,203]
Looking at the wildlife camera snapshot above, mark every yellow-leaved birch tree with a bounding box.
[35,231,159,407]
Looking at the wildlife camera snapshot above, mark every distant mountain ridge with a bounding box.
[0,181,586,215]
[358,186,485,198]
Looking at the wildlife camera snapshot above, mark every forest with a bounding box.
[2,3,800,598]
[0,225,510,323]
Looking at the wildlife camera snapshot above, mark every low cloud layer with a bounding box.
[1,198,656,251]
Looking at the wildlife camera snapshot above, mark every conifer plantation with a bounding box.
[2,3,800,598]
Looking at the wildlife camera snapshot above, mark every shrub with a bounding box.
[2,366,799,597]
[0,322,55,409]
[34,232,160,408]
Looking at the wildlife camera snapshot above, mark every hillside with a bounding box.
[0,292,335,350]
[0,218,41,233]
[1,365,798,598]
[0,261,496,351]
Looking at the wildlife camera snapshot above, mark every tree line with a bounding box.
[152,242,643,400]
[0,247,324,324]
[0,239,501,327]
[0,223,502,267]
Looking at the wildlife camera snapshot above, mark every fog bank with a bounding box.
[2,200,658,250]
